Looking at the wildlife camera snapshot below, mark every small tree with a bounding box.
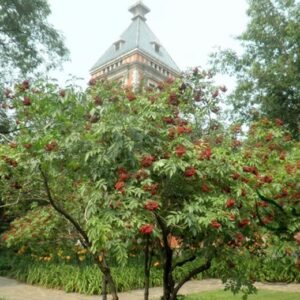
[0,72,299,300]
[83,71,299,299]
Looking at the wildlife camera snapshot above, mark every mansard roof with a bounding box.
[90,2,180,74]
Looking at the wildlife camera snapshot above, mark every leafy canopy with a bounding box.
[0,0,69,79]
[211,0,300,138]
[0,74,299,297]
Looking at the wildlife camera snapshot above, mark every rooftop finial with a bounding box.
[129,1,150,21]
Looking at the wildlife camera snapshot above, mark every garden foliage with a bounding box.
[0,71,299,299]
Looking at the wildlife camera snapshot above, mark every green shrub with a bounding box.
[207,250,300,283]
[0,249,299,296]
[0,250,163,294]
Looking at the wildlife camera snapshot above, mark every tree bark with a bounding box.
[95,254,119,300]
[102,275,108,300]
[154,213,174,300]
[144,236,151,300]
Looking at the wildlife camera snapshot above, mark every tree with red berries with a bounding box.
[0,80,122,300]
[86,70,299,299]
[0,70,299,300]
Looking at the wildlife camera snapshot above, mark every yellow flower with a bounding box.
[77,249,88,255]
[153,261,160,267]
[17,246,26,255]
[78,255,85,261]
[42,256,52,262]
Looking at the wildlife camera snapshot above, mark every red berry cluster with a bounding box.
[211,220,221,229]
[139,224,154,235]
[141,155,155,168]
[2,156,18,167]
[184,167,196,177]
[118,167,130,181]
[115,181,125,191]
[168,92,179,106]
[44,141,58,152]
[143,183,158,195]
[226,199,236,208]
[23,96,32,106]
[200,147,212,160]
[144,200,159,211]
[126,92,136,101]
[243,166,258,175]
[175,145,186,157]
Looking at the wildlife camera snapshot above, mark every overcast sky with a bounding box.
[48,0,249,85]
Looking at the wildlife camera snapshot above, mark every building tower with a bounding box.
[89,1,180,89]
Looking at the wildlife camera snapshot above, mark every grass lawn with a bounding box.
[184,289,300,300]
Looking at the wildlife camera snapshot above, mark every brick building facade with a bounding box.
[90,1,180,88]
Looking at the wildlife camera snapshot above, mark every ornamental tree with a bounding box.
[0,71,299,300]
[85,71,299,299]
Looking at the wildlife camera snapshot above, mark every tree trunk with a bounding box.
[144,236,151,300]
[154,213,175,300]
[162,246,175,300]
[102,275,108,300]
[95,254,119,300]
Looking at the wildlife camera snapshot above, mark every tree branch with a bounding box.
[154,212,175,296]
[0,126,32,135]
[173,259,212,296]
[39,165,90,247]
[154,213,171,251]
[172,255,197,271]
[0,192,21,208]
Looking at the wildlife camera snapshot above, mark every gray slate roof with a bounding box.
[90,16,180,74]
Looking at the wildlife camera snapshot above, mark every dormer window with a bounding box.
[114,40,125,51]
[151,41,161,53]
[147,79,158,89]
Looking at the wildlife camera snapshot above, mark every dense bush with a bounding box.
[0,250,159,294]
[0,248,299,295]
[0,250,210,294]
[199,244,300,284]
